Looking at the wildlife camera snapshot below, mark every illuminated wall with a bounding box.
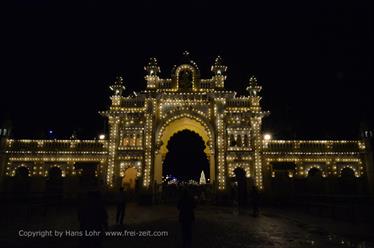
[0,53,370,194]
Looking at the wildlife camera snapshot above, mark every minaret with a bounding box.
[110,75,125,106]
[211,56,227,88]
[106,76,125,188]
[246,76,262,97]
[145,57,160,89]
[246,76,269,190]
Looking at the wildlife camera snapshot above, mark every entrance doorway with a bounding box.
[163,130,209,183]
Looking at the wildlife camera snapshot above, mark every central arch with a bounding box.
[154,114,215,185]
[163,130,209,182]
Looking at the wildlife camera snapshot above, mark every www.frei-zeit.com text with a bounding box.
[18,230,169,238]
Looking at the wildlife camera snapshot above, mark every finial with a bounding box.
[249,76,258,85]
[214,55,223,66]
[246,75,262,96]
[110,75,125,96]
[181,51,191,64]
[211,55,227,76]
[115,75,124,85]
[147,57,158,67]
[145,57,160,76]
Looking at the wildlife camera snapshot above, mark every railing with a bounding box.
[122,99,145,108]
[266,140,363,153]
[226,99,251,108]
[5,139,107,152]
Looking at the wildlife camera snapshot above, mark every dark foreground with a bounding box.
[0,203,373,248]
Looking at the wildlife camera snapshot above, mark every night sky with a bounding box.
[0,0,372,140]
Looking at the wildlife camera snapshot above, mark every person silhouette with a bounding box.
[116,187,127,225]
[177,187,196,248]
[250,186,260,217]
[78,190,108,248]
[231,182,239,215]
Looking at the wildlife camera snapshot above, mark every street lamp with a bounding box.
[264,133,272,141]
[99,134,106,140]
[264,133,272,148]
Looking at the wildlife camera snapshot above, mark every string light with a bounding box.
[1,54,368,194]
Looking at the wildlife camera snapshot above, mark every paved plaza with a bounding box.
[0,203,373,248]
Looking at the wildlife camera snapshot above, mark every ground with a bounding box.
[0,203,373,248]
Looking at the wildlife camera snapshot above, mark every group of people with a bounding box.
[78,187,127,228]
[177,185,261,248]
[76,185,260,248]
[231,185,261,217]
[76,187,127,247]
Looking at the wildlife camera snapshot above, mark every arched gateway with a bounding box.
[0,53,369,196]
[101,53,269,192]
[154,113,215,184]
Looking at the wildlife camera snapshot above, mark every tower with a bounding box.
[106,76,126,187]
[246,76,269,190]
[145,57,161,89]
[211,56,227,89]
[110,75,126,103]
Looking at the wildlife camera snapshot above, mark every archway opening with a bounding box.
[46,167,63,203]
[339,167,357,195]
[13,167,30,194]
[15,167,29,178]
[306,168,324,194]
[163,130,209,183]
[154,116,214,185]
[48,167,62,180]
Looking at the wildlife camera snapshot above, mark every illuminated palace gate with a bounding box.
[1,54,370,194]
[101,55,268,191]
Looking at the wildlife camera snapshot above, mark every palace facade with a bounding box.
[1,53,373,196]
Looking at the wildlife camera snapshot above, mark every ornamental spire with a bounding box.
[211,55,227,88]
[211,55,227,75]
[145,57,160,76]
[246,76,262,97]
[145,57,161,89]
[110,75,125,96]
[180,51,199,70]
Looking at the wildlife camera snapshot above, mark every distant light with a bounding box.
[99,134,106,140]
[48,130,53,134]
[264,133,272,141]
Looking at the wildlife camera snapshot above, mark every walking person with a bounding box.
[231,182,239,215]
[177,187,196,248]
[116,187,127,225]
[250,186,260,217]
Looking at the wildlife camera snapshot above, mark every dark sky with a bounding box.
[0,0,372,140]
